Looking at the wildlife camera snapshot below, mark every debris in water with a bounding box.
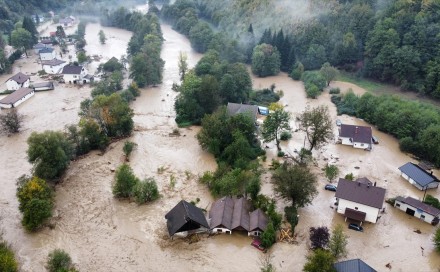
[354,166,360,169]
[414,229,422,234]
[385,263,392,269]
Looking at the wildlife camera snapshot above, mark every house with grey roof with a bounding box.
[338,124,372,150]
[164,200,209,237]
[33,42,52,54]
[0,87,35,109]
[399,162,439,190]
[6,72,30,91]
[41,58,67,74]
[62,65,93,84]
[334,259,377,272]
[227,102,259,121]
[335,178,386,224]
[394,196,440,225]
[39,47,56,61]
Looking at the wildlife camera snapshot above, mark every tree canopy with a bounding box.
[298,106,333,151]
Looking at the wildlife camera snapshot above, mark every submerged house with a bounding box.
[62,65,93,84]
[164,200,209,237]
[39,47,56,61]
[335,178,386,224]
[394,196,440,225]
[398,162,440,190]
[227,102,259,122]
[333,259,377,272]
[0,87,35,109]
[6,72,30,91]
[41,59,67,74]
[338,124,372,150]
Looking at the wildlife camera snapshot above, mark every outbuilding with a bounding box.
[333,259,377,272]
[398,162,439,190]
[31,82,54,91]
[394,196,440,225]
[39,47,56,61]
[41,58,67,74]
[0,87,35,109]
[338,124,372,150]
[6,72,30,91]
[164,200,209,237]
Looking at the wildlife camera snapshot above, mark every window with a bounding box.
[421,215,425,219]
[396,203,400,207]
[361,143,364,146]
[355,207,358,210]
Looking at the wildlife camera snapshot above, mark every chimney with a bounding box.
[355,126,359,134]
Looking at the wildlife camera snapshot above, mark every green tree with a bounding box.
[252,43,281,77]
[298,106,333,151]
[189,21,213,53]
[55,25,66,39]
[0,109,23,134]
[98,30,106,44]
[178,51,188,81]
[0,239,18,272]
[303,249,336,272]
[27,131,73,180]
[310,226,330,250]
[132,178,160,204]
[77,51,87,64]
[10,28,32,56]
[324,164,339,182]
[320,62,339,86]
[329,224,348,259]
[22,16,38,44]
[290,61,304,80]
[272,163,318,208]
[47,249,77,272]
[123,141,137,161]
[261,222,276,249]
[113,164,139,198]
[261,106,291,150]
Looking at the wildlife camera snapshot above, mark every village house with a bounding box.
[62,65,93,84]
[39,47,56,61]
[59,17,75,27]
[394,196,440,225]
[41,59,67,74]
[338,124,372,150]
[6,72,30,91]
[335,178,386,224]
[31,82,54,91]
[209,196,268,236]
[398,162,440,190]
[333,259,377,272]
[164,200,209,237]
[33,43,52,54]
[227,102,259,121]
[0,87,35,109]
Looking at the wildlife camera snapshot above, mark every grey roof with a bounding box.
[164,200,209,236]
[395,196,440,217]
[231,197,251,231]
[42,59,65,66]
[33,43,46,49]
[335,178,386,209]
[0,87,34,105]
[7,72,30,84]
[249,209,268,232]
[334,259,377,272]
[209,196,234,229]
[399,162,439,187]
[39,47,54,54]
[32,82,54,89]
[339,124,372,144]
[227,102,259,120]
[62,65,83,75]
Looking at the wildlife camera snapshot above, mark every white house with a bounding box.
[335,178,386,224]
[41,58,67,74]
[398,162,440,190]
[0,87,35,109]
[39,47,56,61]
[394,196,440,225]
[59,17,75,27]
[338,124,372,150]
[62,65,93,84]
[33,43,52,54]
[6,72,30,91]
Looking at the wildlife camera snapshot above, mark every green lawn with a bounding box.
[336,72,397,94]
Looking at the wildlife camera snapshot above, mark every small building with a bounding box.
[338,124,372,150]
[335,178,386,224]
[39,47,56,61]
[62,65,92,84]
[398,162,440,190]
[33,43,51,54]
[6,72,30,91]
[394,196,440,225]
[249,209,269,236]
[31,82,54,91]
[59,17,75,27]
[333,259,377,272]
[227,102,259,121]
[164,200,209,237]
[0,87,35,109]
[41,58,67,74]
[40,39,53,45]
[258,106,269,116]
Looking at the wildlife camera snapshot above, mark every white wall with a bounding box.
[354,142,371,149]
[64,74,81,83]
[212,227,231,234]
[13,91,34,107]
[399,172,439,190]
[43,63,66,74]
[340,137,352,146]
[6,79,30,91]
[394,200,437,224]
[40,51,56,61]
[337,198,381,223]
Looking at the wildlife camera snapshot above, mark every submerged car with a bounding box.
[348,223,363,232]
[325,184,337,191]
[372,136,379,144]
[251,238,266,252]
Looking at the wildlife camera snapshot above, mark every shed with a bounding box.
[333,259,377,272]
[164,200,209,237]
[0,87,35,109]
[32,82,54,91]
[394,196,440,225]
[6,72,30,91]
[399,162,439,190]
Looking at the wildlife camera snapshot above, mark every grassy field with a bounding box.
[336,71,398,94]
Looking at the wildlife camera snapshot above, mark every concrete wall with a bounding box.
[353,142,371,150]
[337,198,381,223]
[340,137,352,146]
[212,227,231,234]
[394,199,437,224]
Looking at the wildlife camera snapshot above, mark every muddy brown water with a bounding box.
[1,13,440,272]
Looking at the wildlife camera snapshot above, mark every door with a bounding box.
[406,208,415,216]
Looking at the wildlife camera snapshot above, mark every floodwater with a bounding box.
[1,12,440,272]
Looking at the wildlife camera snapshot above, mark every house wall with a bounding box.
[353,142,371,150]
[0,91,35,109]
[64,74,82,83]
[211,227,231,234]
[400,172,427,190]
[394,200,438,224]
[248,230,262,236]
[40,51,56,61]
[43,63,66,74]
[337,198,381,223]
[339,137,352,146]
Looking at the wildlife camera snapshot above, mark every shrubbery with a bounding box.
[0,239,18,272]
[133,178,160,204]
[47,249,77,272]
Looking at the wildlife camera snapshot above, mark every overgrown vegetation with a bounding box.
[0,237,18,272]
[0,109,23,134]
[47,249,78,272]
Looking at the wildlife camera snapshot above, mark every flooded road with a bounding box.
[0,11,440,272]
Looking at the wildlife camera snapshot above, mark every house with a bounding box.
[209,196,268,236]
[338,124,372,150]
[41,59,67,74]
[394,196,440,225]
[6,72,30,91]
[333,259,377,272]
[31,82,54,91]
[335,178,386,224]
[227,102,259,121]
[39,48,56,61]
[62,65,93,84]
[0,87,35,109]
[59,17,75,27]
[164,200,209,237]
[398,162,440,190]
[40,39,53,45]
[33,43,51,54]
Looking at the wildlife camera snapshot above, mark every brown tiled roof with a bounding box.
[335,178,386,209]
[0,87,34,105]
[7,72,30,84]
[249,209,268,232]
[344,207,366,221]
[395,196,440,217]
[339,124,372,144]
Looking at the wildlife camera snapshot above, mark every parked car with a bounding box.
[251,238,266,252]
[325,184,337,191]
[372,136,379,144]
[336,119,342,126]
[348,223,363,232]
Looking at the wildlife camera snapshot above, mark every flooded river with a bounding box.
[1,8,440,271]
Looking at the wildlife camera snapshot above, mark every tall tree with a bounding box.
[22,16,38,44]
[298,106,333,151]
[178,51,188,81]
[11,28,32,56]
[252,43,281,77]
[0,108,23,134]
[320,62,339,86]
[329,224,348,259]
[98,30,107,44]
[303,249,336,272]
[261,105,291,150]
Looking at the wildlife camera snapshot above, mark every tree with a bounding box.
[261,222,276,248]
[252,43,281,77]
[290,62,304,80]
[22,16,38,44]
[47,249,77,272]
[55,25,66,39]
[98,30,106,44]
[260,253,276,272]
[178,51,188,81]
[0,109,23,134]
[113,164,139,198]
[309,226,330,250]
[320,62,339,86]
[262,105,291,150]
[27,131,73,180]
[298,106,333,151]
[324,164,339,182]
[303,249,336,272]
[329,224,348,259]
[272,163,318,208]
[10,28,32,56]
[123,141,137,161]
[132,177,160,204]
[77,51,87,64]
[0,239,18,272]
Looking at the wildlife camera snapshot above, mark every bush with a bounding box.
[280,131,292,141]
[329,87,340,94]
[344,173,354,181]
[261,222,276,248]
[385,197,396,206]
[424,195,440,209]
[309,226,330,250]
[434,228,440,252]
[47,249,76,272]
[277,151,285,157]
[306,84,320,99]
[113,164,139,198]
[324,164,339,182]
[128,82,140,97]
[122,141,137,160]
[284,205,299,232]
[0,240,18,272]
[132,178,160,204]
[290,62,304,80]
[120,90,135,103]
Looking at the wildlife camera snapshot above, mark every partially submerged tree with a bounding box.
[262,104,291,150]
[113,164,139,198]
[434,227,440,252]
[98,30,106,44]
[329,224,348,259]
[309,226,330,250]
[0,109,23,134]
[303,249,336,272]
[123,141,137,161]
[132,178,160,204]
[47,249,77,272]
[178,51,188,81]
[298,106,333,151]
[324,164,339,182]
[0,237,18,271]
[320,62,339,86]
[11,28,32,56]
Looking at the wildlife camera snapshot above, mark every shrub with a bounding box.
[277,151,285,157]
[0,240,18,272]
[306,84,320,99]
[113,164,139,198]
[0,109,23,134]
[424,195,440,209]
[434,228,440,252]
[261,222,276,248]
[120,90,135,102]
[132,178,160,204]
[47,249,76,272]
[385,197,396,206]
[128,82,140,97]
[324,164,339,182]
[123,141,137,160]
[309,226,330,250]
[344,173,354,181]
[280,131,292,141]
[329,87,340,94]
[285,205,299,232]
